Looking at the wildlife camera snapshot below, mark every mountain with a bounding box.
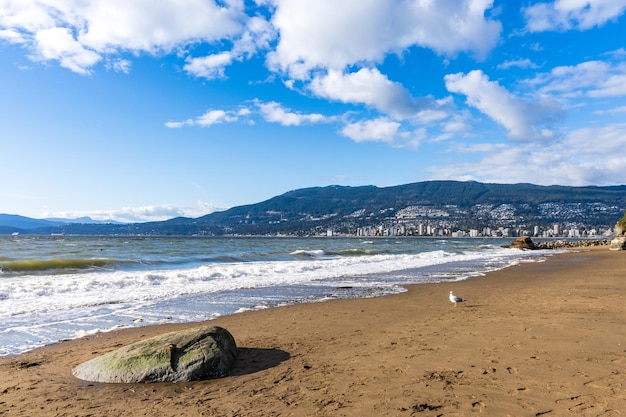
[0,214,65,230]
[3,181,626,236]
[0,214,121,233]
[187,181,626,236]
[43,216,124,225]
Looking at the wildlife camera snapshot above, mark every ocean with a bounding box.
[0,235,553,356]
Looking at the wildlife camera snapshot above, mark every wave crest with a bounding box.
[1,258,116,273]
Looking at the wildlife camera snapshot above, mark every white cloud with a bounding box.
[415,100,454,124]
[341,117,400,144]
[231,15,276,58]
[340,117,426,149]
[308,68,456,125]
[1,0,248,75]
[45,201,226,223]
[166,102,328,128]
[588,73,626,98]
[445,69,564,141]
[525,0,626,32]
[106,58,131,73]
[267,0,501,79]
[309,68,420,119]
[184,52,234,79]
[0,1,55,35]
[497,58,540,70]
[527,60,626,99]
[2,0,503,107]
[595,105,626,115]
[196,110,237,126]
[165,121,188,129]
[565,123,626,155]
[442,112,473,135]
[184,15,276,79]
[428,123,626,186]
[0,28,26,43]
[76,0,246,52]
[237,107,251,117]
[166,109,243,128]
[257,101,329,126]
[33,27,101,75]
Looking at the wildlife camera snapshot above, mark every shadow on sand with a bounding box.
[230,348,290,377]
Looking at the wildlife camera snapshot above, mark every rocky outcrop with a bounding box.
[72,326,237,383]
[504,237,609,250]
[609,237,626,251]
[509,236,536,250]
[534,239,609,249]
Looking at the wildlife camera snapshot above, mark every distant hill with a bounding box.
[43,217,124,225]
[0,214,65,230]
[3,181,626,236]
[0,214,121,231]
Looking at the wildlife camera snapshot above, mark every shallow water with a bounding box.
[0,236,550,356]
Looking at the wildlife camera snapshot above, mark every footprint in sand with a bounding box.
[472,401,486,411]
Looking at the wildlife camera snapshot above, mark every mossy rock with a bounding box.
[72,326,237,383]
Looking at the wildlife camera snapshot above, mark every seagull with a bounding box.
[449,291,467,307]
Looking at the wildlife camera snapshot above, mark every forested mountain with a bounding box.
[3,181,626,236]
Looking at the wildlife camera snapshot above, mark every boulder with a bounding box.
[509,236,536,250]
[72,326,237,383]
[609,237,626,251]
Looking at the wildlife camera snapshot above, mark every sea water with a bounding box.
[0,235,552,356]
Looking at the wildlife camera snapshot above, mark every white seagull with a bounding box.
[449,291,467,307]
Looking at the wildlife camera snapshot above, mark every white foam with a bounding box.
[0,245,548,356]
[0,248,536,320]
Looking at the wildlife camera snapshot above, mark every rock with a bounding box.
[535,239,608,249]
[72,326,237,383]
[609,237,626,251]
[509,236,536,250]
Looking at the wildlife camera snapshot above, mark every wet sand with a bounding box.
[1,247,625,416]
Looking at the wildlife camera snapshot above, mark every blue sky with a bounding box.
[2,0,626,222]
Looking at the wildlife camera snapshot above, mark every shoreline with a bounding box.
[0,237,553,358]
[1,247,625,416]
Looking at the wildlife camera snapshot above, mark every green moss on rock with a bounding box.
[72,326,237,383]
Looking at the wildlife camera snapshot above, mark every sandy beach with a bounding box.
[1,247,624,417]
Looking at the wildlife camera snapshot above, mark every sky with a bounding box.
[2,0,626,222]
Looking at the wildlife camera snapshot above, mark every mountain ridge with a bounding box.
[2,181,626,236]
[0,214,122,234]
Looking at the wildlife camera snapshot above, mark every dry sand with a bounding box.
[1,247,625,416]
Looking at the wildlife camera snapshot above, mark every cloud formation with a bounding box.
[1,0,500,79]
[309,69,422,120]
[256,101,330,126]
[445,70,564,141]
[525,0,626,31]
[44,201,225,223]
[428,123,626,186]
[267,0,501,78]
[526,59,626,99]
[166,101,331,129]
[1,0,247,75]
[341,118,401,144]
[166,108,245,128]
